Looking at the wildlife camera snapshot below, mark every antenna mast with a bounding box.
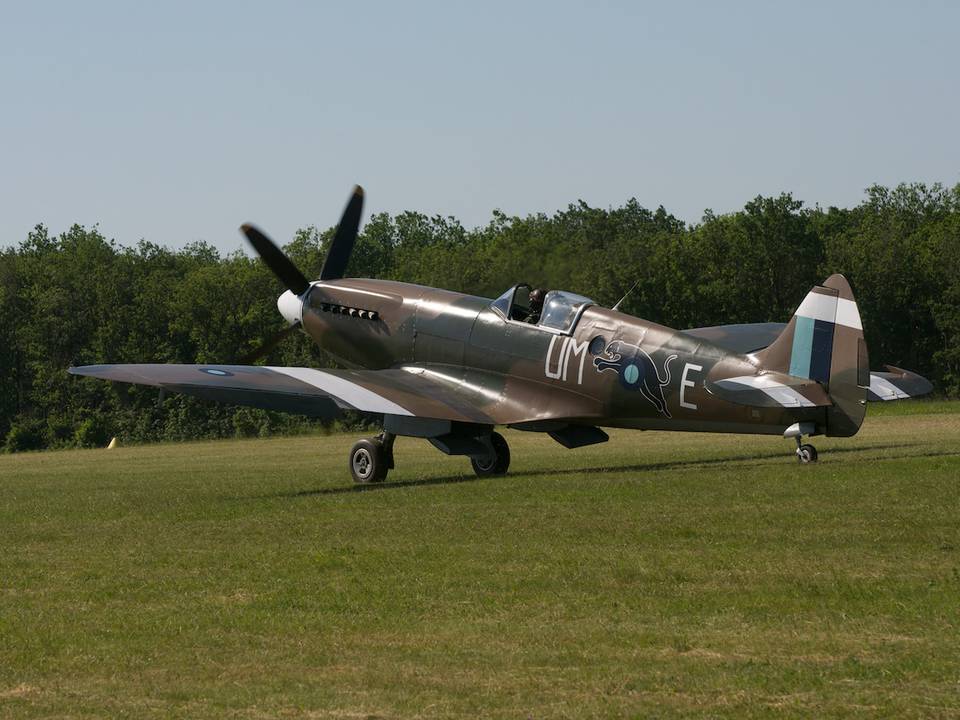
[612,279,640,312]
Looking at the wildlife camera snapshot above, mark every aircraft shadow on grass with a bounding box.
[254,441,955,499]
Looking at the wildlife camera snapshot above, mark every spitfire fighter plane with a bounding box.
[71,188,932,483]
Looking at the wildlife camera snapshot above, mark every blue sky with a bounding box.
[2,1,958,252]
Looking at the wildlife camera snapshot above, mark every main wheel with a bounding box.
[471,431,510,477]
[797,443,818,464]
[350,438,389,483]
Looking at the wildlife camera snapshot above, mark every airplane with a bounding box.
[70,187,933,483]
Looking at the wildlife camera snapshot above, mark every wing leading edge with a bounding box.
[69,364,408,418]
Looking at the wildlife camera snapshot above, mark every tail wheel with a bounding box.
[350,438,389,483]
[797,444,818,464]
[471,431,510,477]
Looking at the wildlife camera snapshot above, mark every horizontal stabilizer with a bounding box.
[867,365,933,402]
[707,371,832,409]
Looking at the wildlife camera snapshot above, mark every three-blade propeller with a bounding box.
[239,185,364,363]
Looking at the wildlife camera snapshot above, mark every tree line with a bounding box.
[1,182,957,451]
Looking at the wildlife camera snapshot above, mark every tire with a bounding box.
[471,431,510,477]
[797,444,818,464]
[350,438,388,483]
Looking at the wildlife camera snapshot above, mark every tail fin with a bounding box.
[756,274,869,436]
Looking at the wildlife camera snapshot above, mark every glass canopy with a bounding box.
[490,285,594,333]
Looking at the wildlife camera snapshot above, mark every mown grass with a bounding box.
[1,402,959,718]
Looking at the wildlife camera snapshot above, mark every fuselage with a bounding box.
[291,278,824,436]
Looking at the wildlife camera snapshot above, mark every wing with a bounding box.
[69,363,604,426]
[683,322,786,354]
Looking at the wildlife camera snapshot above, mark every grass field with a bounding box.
[1,401,959,718]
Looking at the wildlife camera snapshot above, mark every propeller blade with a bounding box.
[319,185,364,281]
[241,224,311,296]
[239,322,301,365]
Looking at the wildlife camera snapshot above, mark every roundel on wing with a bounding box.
[199,368,234,377]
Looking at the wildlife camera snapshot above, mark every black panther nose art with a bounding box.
[594,341,678,418]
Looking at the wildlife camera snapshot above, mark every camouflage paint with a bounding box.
[73,273,924,445]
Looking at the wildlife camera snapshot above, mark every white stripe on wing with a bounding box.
[265,367,413,416]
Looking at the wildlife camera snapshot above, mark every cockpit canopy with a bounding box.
[540,290,594,332]
[490,284,594,334]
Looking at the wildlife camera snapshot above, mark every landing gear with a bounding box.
[796,438,818,464]
[471,431,510,477]
[349,432,395,483]
[784,422,819,464]
[348,426,509,483]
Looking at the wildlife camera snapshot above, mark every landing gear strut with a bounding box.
[349,431,395,483]
[471,431,510,477]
